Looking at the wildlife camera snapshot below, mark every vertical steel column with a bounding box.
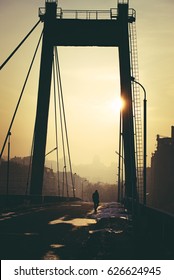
[30,3,56,196]
[117,112,122,202]
[143,98,147,205]
[118,4,137,206]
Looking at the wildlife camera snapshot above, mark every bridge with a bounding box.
[0,0,174,260]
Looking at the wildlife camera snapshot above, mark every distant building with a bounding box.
[0,158,58,196]
[150,126,174,213]
[0,157,78,197]
[11,156,31,166]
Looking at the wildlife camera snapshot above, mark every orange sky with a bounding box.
[0,0,174,183]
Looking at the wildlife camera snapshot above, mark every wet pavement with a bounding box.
[0,201,172,260]
[0,201,133,259]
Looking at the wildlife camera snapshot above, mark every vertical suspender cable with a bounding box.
[53,52,60,196]
[55,47,76,198]
[54,48,69,198]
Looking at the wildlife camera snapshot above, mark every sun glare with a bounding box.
[110,97,124,114]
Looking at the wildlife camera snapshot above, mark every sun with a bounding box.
[110,97,125,113]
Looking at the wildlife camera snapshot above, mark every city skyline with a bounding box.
[0,0,174,182]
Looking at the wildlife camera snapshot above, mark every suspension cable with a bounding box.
[55,47,75,198]
[0,30,43,159]
[0,20,41,70]
[53,53,61,196]
[54,48,69,198]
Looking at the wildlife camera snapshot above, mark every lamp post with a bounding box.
[6,131,11,205]
[131,77,147,205]
[81,179,87,200]
[62,165,66,197]
[63,165,69,198]
[73,172,76,192]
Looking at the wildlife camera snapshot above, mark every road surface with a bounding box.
[0,201,134,260]
[0,201,171,260]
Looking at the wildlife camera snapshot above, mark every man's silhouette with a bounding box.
[92,190,99,213]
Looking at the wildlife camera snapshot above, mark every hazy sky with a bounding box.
[0,0,174,181]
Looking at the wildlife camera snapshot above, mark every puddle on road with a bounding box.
[0,232,39,236]
[1,212,15,217]
[43,250,60,260]
[50,243,65,249]
[89,229,123,234]
[0,212,16,221]
[43,244,65,260]
[49,217,96,227]
[24,232,39,236]
[120,216,128,220]
[0,217,11,221]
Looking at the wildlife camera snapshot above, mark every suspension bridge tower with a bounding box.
[30,0,138,205]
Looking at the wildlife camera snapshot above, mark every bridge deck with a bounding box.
[0,201,173,259]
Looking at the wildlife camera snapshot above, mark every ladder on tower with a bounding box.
[129,20,144,203]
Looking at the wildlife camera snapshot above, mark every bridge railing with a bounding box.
[39,7,136,21]
[138,204,174,258]
[59,9,112,20]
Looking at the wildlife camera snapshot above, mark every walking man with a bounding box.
[92,190,99,213]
